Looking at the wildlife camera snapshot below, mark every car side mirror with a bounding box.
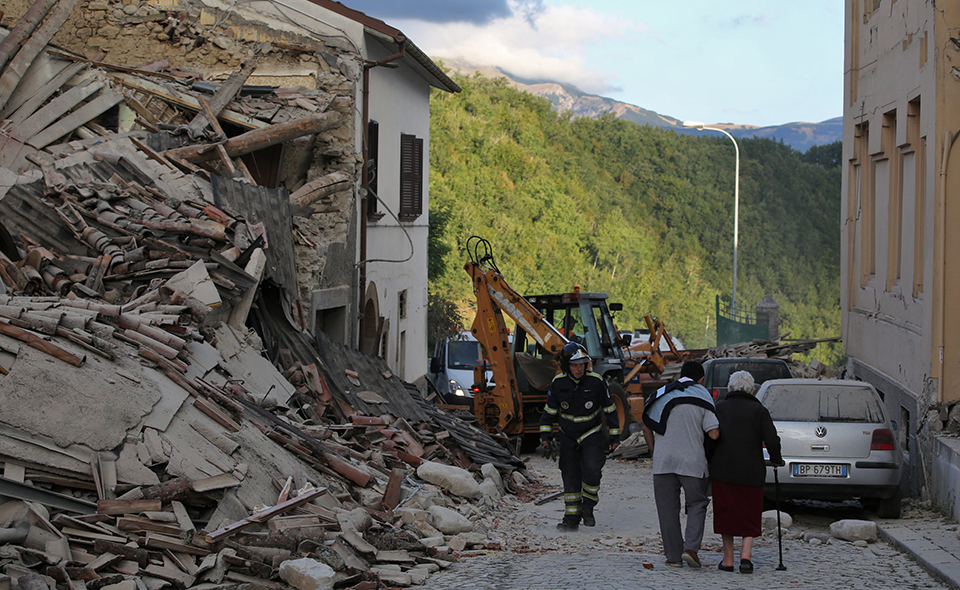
[890,419,899,431]
[429,357,442,374]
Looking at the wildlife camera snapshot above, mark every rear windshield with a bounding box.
[762,383,884,423]
[713,362,790,388]
[447,341,484,369]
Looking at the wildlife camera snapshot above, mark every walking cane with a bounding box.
[774,465,786,571]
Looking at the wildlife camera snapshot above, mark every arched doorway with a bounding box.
[360,282,381,356]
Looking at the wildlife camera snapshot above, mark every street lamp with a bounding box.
[682,120,740,312]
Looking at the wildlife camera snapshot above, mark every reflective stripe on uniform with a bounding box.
[604,403,617,413]
[560,409,600,423]
[565,505,581,515]
[539,425,553,432]
[564,493,581,502]
[544,405,559,415]
[576,424,602,443]
[609,429,621,436]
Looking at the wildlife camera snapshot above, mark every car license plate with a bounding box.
[792,463,847,477]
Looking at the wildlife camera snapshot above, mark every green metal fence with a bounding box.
[716,295,772,347]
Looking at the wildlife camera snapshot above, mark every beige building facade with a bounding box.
[842,0,960,513]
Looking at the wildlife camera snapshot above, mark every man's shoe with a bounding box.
[556,521,579,532]
[665,561,682,568]
[682,549,702,568]
[581,508,596,527]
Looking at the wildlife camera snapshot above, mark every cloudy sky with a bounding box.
[343,0,844,128]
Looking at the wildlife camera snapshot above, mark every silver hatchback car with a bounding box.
[758,379,903,518]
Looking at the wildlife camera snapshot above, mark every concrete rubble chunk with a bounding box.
[829,519,877,542]
[406,568,430,585]
[418,536,444,548]
[479,478,502,501]
[416,461,482,499]
[278,558,336,590]
[447,535,467,552]
[761,509,792,532]
[480,463,505,496]
[427,505,474,534]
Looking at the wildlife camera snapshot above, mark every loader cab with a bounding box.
[511,292,626,391]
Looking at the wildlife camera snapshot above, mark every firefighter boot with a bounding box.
[581,506,596,527]
[557,517,580,533]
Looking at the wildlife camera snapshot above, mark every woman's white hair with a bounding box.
[727,370,756,395]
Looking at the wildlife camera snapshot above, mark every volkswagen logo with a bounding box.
[815,426,827,438]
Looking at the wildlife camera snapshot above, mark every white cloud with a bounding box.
[395,1,646,95]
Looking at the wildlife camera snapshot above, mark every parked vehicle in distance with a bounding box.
[757,378,903,518]
[428,332,489,406]
[702,357,792,400]
[622,328,685,352]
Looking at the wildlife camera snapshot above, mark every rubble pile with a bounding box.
[0,4,531,590]
[702,336,843,379]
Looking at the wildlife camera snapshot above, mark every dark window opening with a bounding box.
[366,120,381,219]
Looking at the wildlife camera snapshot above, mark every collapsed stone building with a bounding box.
[0,0,532,588]
[2,0,460,380]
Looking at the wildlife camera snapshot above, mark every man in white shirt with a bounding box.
[642,360,719,568]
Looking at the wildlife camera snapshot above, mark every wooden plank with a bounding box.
[0,0,61,74]
[115,516,181,536]
[204,487,326,543]
[266,515,320,531]
[60,527,127,543]
[97,499,162,515]
[27,90,123,149]
[143,533,209,556]
[9,79,102,140]
[0,0,79,108]
[110,73,266,130]
[189,61,255,128]
[2,62,86,123]
[192,397,241,432]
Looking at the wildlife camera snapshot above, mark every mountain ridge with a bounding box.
[440,59,841,152]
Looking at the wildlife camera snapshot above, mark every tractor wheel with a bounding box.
[608,381,632,442]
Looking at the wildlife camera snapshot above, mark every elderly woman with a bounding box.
[709,370,783,573]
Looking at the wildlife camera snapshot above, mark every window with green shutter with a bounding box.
[399,133,423,219]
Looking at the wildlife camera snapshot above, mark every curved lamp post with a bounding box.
[683,121,740,312]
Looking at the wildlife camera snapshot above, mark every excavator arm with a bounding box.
[467,262,568,354]
[465,260,571,434]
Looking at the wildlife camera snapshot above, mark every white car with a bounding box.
[758,379,903,518]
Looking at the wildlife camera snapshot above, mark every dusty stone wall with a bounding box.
[1,0,362,316]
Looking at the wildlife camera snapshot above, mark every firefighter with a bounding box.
[540,342,620,531]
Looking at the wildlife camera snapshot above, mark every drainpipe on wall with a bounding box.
[937,129,959,402]
[357,43,405,348]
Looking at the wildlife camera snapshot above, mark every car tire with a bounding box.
[876,488,902,519]
[607,381,632,442]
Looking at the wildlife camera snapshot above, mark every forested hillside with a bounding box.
[427,73,842,364]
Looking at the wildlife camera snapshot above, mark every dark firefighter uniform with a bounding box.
[539,370,620,525]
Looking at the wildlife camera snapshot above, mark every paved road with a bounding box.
[425,456,952,590]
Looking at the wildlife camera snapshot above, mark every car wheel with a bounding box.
[607,381,632,442]
[876,488,902,519]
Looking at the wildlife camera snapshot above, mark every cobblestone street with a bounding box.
[425,456,954,590]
